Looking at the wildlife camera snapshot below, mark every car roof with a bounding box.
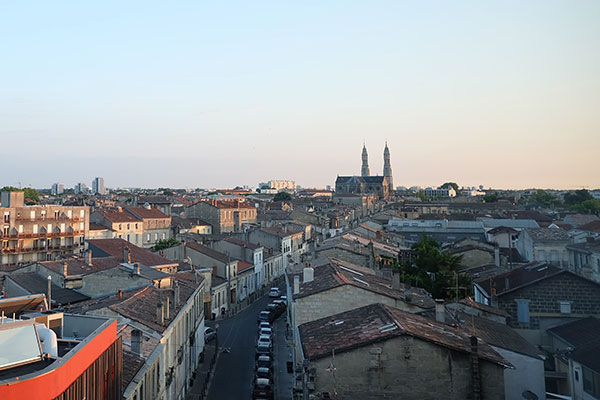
[256,378,270,385]
[257,367,270,372]
[258,355,270,361]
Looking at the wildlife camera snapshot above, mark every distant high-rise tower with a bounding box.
[361,144,370,177]
[383,142,393,190]
[92,177,106,195]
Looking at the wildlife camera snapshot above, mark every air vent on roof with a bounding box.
[353,277,369,286]
[329,320,345,326]
[339,266,363,276]
[378,323,398,333]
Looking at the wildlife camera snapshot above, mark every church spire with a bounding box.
[383,142,393,190]
[361,144,370,177]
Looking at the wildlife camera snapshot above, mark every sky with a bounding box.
[1,1,599,190]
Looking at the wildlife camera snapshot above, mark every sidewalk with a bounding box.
[186,340,219,400]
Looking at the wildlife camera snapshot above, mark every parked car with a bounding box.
[268,287,281,298]
[256,355,271,369]
[252,378,274,400]
[259,327,272,338]
[279,295,287,305]
[258,321,271,331]
[257,334,272,349]
[204,327,217,343]
[272,299,286,309]
[256,343,271,358]
[255,367,272,380]
[257,310,273,324]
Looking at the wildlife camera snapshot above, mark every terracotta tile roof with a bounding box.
[457,312,542,359]
[126,206,170,220]
[89,223,112,231]
[88,238,177,268]
[261,226,298,238]
[579,220,600,233]
[39,256,121,276]
[122,350,144,392]
[237,261,254,273]
[64,287,142,314]
[171,216,211,229]
[299,303,509,367]
[186,242,231,263]
[290,259,434,310]
[110,273,203,333]
[96,209,141,223]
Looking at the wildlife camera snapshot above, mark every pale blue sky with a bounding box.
[1,1,599,190]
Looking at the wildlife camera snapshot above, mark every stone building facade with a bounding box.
[184,199,257,234]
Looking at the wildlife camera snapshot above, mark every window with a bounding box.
[162,232,166,240]
[583,366,600,397]
[33,224,38,234]
[559,301,571,314]
[54,210,59,219]
[127,223,130,230]
[147,233,151,242]
[154,233,158,241]
[135,223,138,229]
[30,210,36,219]
[3,212,10,223]
[18,225,23,233]
[80,209,85,218]
[516,300,530,324]
[119,224,122,230]
[67,210,72,218]
[127,234,130,242]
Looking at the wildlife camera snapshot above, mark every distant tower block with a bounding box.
[361,144,370,177]
[383,141,393,189]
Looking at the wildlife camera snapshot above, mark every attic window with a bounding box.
[559,301,571,314]
[378,323,398,333]
[353,277,369,286]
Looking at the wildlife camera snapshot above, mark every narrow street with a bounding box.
[206,285,292,400]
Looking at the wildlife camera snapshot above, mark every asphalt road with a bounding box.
[207,291,280,400]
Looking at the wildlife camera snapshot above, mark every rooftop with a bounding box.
[88,238,177,268]
[525,227,570,241]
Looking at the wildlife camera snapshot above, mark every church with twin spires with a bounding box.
[335,143,394,199]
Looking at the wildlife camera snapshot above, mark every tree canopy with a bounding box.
[525,189,560,207]
[273,192,292,202]
[1,186,40,204]
[395,235,471,300]
[564,190,600,215]
[483,192,498,203]
[152,238,180,251]
[440,182,459,192]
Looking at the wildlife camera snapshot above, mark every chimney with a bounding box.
[85,250,93,266]
[504,277,510,290]
[303,264,314,283]
[435,299,445,324]
[117,206,122,212]
[165,296,170,320]
[470,336,481,400]
[47,275,52,311]
[124,246,131,263]
[131,329,142,355]
[135,263,141,275]
[118,289,123,299]
[294,275,300,295]
[392,269,401,290]
[174,282,180,307]
[157,302,164,325]
[63,261,68,277]
[494,246,500,268]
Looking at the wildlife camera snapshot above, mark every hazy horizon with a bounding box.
[1,1,599,190]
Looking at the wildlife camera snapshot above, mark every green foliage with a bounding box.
[483,192,498,203]
[564,189,593,206]
[440,182,459,192]
[273,192,292,202]
[152,238,180,251]
[416,190,428,202]
[570,199,600,215]
[525,190,560,207]
[1,186,40,204]
[395,235,471,300]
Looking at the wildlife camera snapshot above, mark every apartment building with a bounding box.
[184,199,257,234]
[1,191,89,266]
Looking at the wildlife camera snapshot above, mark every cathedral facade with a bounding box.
[335,143,394,199]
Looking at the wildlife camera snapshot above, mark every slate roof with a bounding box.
[122,350,145,393]
[567,240,600,254]
[89,223,112,231]
[299,303,509,367]
[290,258,434,310]
[88,239,176,268]
[547,317,600,348]
[7,273,89,305]
[571,342,600,373]
[457,312,542,359]
[487,226,519,235]
[476,262,565,296]
[186,242,231,263]
[480,218,540,229]
[224,237,263,249]
[579,220,600,234]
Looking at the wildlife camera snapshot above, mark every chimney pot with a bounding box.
[63,262,68,277]
[435,299,445,323]
[131,329,142,355]
[118,289,122,299]
[157,302,165,325]
[303,265,314,283]
[165,296,170,320]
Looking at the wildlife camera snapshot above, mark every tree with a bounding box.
[395,234,470,300]
[1,186,40,204]
[273,192,292,202]
[570,199,600,215]
[152,238,180,251]
[564,189,593,206]
[416,190,428,202]
[483,192,498,203]
[440,182,459,192]
[526,190,560,207]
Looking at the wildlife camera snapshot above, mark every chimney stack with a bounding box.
[118,289,123,299]
[135,263,141,275]
[435,299,445,323]
[47,275,52,310]
[131,329,142,355]
[174,282,180,307]
[63,262,68,277]
[470,336,481,400]
[494,246,500,268]
[85,250,92,266]
[165,296,170,320]
[294,275,300,295]
[303,264,314,283]
[124,247,131,264]
[392,269,401,290]
[157,302,165,325]
[504,277,510,290]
